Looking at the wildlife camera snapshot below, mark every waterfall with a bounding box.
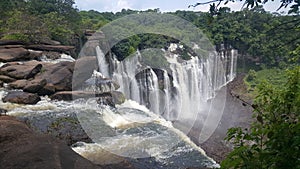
[96,43,237,125]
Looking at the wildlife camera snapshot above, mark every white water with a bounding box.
[72,99,220,168]
[95,44,237,124]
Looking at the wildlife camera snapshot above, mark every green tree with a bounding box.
[221,66,300,169]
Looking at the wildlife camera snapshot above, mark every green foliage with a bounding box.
[246,69,257,81]
[43,12,75,44]
[0,0,81,45]
[1,10,49,43]
[221,66,300,169]
[140,49,170,69]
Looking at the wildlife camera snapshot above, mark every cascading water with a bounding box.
[96,44,237,123]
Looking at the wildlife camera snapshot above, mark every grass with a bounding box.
[244,68,287,98]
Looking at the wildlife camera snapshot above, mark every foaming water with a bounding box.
[1,87,219,168]
[73,100,220,168]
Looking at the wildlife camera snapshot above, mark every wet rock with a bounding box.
[97,94,115,107]
[0,60,43,79]
[37,83,56,96]
[0,47,31,62]
[3,91,41,104]
[23,79,47,93]
[83,71,120,93]
[72,56,98,89]
[8,79,29,89]
[0,75,16,83]
[111,91,126,105]
[28,50,43,60]
[50,91,109,101]
[34,61,75,91]
[0,116,102,169]
[42,51,62,60]
[19,112,93,146]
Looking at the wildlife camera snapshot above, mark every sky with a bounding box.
[74,0,288,13]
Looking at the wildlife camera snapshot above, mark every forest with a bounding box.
[0,0,299,168]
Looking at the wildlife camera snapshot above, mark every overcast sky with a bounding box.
[74,0,287,13]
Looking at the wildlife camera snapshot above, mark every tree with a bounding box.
[221,66,300,169]
[190,0,300,14]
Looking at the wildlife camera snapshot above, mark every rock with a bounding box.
[8,79,29,89]
[0,80,3,87]
[26,45,76,57]
[42,51,62,60]
[0,75,16,83]
[19,112,94,146]
[0,60,43,79]
[34,61,75,91]
[23,79,47,93]
[72,56,98,89]
[0,116,102,169]
[37,83,56,96]
[50,91,111,101]
[40,39,61,45]
[0,40,27,46]
[3,91,41,104]
[28,50,43,60]
[111,91,126,105]
[0,47,31,62]
[0,45,24,49]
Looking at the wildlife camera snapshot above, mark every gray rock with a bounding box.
[2,91,41,104]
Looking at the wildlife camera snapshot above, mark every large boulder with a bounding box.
[23,78,47,93]
[0,48,31,62]
[0,60,43,79]
[34,61,75,92]
[72,56,98,89]
[2,91,41,104]
[0,116,102,169]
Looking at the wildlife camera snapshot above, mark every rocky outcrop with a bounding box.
[0,47,31,62]
[50,91,125,105]
[9,79,29,89]
[2,91,41,104]
[23,78,47,93]
[0,40,27,46]
[0,75,16,83]
[34,61,75,91]
[72,56,98,89]
[26,45,76,58]
[0,116,102,169]
[0,60,43,79]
